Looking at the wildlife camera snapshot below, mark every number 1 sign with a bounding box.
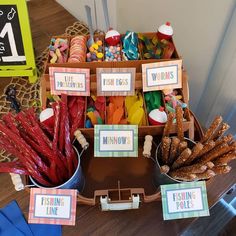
[0,0,37,83]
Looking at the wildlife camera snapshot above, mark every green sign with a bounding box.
[94,125,138,157]
[161,181,209,220]
[0,0,37,83]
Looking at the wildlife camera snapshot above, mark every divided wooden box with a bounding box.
[41,32,194,139]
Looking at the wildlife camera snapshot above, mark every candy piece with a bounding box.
[172,148,192,169]
[211,165,231,174]
[87,111,97,125]
[161,137,171,165]
[176,105,184,141]
[184,142,203,165]
[85,119,93,128]
[168,137,180,165]
[122,31,139,60]
[112,107,124,124]
[162,112,175,137]
[129,107,144,125]
[195,170,216,180]
[201,116,223,144]
[128,100,143,122]
[97,52,104,59]
[125,95,138,113]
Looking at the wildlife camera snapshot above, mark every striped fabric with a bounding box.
[28,188,77,226]
[94,125,138,157]
[161,181,209,220]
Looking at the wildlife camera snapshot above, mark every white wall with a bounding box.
[56,0,117,32]
[117,0,235,112]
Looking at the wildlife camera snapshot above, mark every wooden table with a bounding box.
[0,1,235,235]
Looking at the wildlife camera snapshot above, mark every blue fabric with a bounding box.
[0,201,62,236]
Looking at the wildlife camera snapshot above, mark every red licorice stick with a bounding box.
[0,121,49,173]
[70,108,84,140]
[39,121,54,137]
[0,166,29,175]
[48,161,60,185]
[53,104,60,154]
[2,113,19,135]
[59,101,66,152]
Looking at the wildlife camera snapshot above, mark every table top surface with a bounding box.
[0,1,235,236]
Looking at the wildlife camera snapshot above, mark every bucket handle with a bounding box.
[77,188,161,208]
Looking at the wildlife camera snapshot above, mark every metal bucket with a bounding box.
[29,147,85,191]
[153,137,196,187]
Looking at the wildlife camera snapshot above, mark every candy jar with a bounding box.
[105,28,121,46]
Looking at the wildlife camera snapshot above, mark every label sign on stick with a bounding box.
[161,181,209,220]
[96,68,135,96]
[49,67,90,96]
[94,125,138,157]
[142,59,182,91]
[28,188,77,226]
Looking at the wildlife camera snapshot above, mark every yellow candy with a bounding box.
[125,95,138,113]
[128,100,143,122]
[92,43,99,50]
[129,107,144,125]
[96,40,103,46]
[87,111,97,125]
[97,52,104,59]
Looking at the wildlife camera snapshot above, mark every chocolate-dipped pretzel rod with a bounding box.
[172,148,192,169]
[161,137,171,164]
[178,141,187,154]
[215,134,234,147]
[168,137,180,165]
[211,165,232,174]
[198,142,236,164]
[170,163,207,174]
[213,151,236,166]
[176,105,184,141]
[195,170,216,180]
[162,112,175,138]
[200,116,223,144]
[212,122,230,141]
[196,140,215,158]
[184,142,203,165]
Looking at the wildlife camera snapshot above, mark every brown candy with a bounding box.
[172,148,192,169]
[168,137,180,165]
[163,112,175,138]
[195,170,216,180]
[176,106,184,141]
[201,116,223,144]
[161,137,171,164]
[184,142,203,165]
[211,165,231,174]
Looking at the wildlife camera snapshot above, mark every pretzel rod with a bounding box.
[171,163,207,174]
[215,134,234,147]
[211,165,231,174]
[213,151,236,166]
[176,106,184,141]
[184,142,203,165]
[200,116,223,143]
[160,165,170,174]
[196,140,215,158]
[195,170,216,180]
[172,148,192,169]
[178,141,188,155]
[161,137,171,164]
[212,123,230,141]
[168,137,180,165]
[198,142,235,164]
[169,172,196,181]
[206,161,215,169]
[163,112,175,137]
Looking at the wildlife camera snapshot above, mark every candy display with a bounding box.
[158,113,236,181]
[49,37,68,63]
[105,44,122,61]
[68,36,86,63]
[86,95,105,128]
[86,37,104,62]
[122,31,139,60]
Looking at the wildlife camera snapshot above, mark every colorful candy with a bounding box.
[105,44,121,62]
[122,31,139,60]
[86,38,104,62]
[68,35,87,63]
[49,38,68,63]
